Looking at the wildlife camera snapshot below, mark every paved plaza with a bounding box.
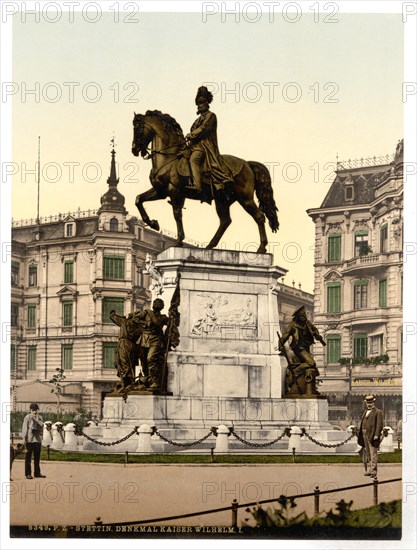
[9,461,401,528]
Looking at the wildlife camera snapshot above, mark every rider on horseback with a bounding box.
[185,86,233,197]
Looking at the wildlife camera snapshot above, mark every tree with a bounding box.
[49,367,66,415]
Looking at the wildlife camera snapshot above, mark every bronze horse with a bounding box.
[131,110,279,253]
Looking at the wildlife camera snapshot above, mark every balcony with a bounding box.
[341,251,402,275]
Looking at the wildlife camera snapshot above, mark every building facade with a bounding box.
[11,147,178,415]
[307,140,403,426]
[11,147,313,417]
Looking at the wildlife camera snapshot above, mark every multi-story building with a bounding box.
[11,147,177,415]
[307,140,403,426]
[11,145,314,417]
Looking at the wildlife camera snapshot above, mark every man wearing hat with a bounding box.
[358,395,384,478]
[21,403,46,479]
[185,85,233,196]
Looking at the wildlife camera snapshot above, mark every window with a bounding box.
[328,234,341,262]
[103,343,118,368]
[379,279,387,307]
[102,298,124,324]
[354,334,368,359]
[354,231,369,257]
[11,261,20,286]
[380,223,388,253]
[371,334,384,355]
[103,256,125,279]
[345,186,354,200]
[327,283,341,313]
[64,261,74,283]
[327,335,341,364]
[11,344,16,371]
[29,264,37,287]
[27,304,36,328]
[27,346,37,370]
[66,223,73,237]
[401,273,403,305]
[110,217,119,232]
[63,301,73,327]
[136,267,143,287]
[354,281,368,309]
[11,303,19,327]
[62,344,73,370]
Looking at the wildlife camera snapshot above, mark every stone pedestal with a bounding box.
[94,248,355,454]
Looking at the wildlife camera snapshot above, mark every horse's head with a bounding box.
[132,113,153,158]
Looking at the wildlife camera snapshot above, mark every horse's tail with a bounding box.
[248,161,279,232]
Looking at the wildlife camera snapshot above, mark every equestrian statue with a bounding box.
[131,86,279,254]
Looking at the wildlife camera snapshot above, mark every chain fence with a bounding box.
[301,427,357,449]
[151,426,215,448]
[230,427,291,448]
[48,423,370,451]
[74,426,140,447]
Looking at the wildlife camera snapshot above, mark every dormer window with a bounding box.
[65,223,74,237]
[345,186,354,200]
[110,217,119,232]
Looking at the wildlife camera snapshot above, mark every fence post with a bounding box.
[63,423,78,451]
[288,425,302,455]
[42,421,53,448]
[50,422,64,450]
[373,478,378,506]
[215,425,230,454]
[380,426,394,453]
[136,424,153,453]
[231,499,238,529]
[314,485,320,515]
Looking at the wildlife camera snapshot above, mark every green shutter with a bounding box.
[27,305,36,328]
[327,283,341,313]
[63,302,73,326]
[354,230,368,236]
[354,334,368,358]
[327,335,341,364]
[64,261,74,283]
[102,298,124,324]
[27,346,37,370]
[62,345,73,370]
[11,344,16,370]
[103,256,125,279]
[328,234,341,262]
[103,343,118,368]
[379,279,387,307]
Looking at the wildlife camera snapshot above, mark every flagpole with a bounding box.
[36,136,40,224]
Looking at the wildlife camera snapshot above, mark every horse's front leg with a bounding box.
[135,188,162,231]
[171,196,185,247]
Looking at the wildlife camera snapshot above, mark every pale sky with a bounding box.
[10,10,404,292]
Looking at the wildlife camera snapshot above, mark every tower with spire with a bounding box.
[98,137,127,231]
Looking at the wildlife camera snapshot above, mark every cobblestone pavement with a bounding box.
[9,461,401,527]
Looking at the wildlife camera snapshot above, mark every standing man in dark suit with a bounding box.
[22,403,46,479]
[358,394,384,478]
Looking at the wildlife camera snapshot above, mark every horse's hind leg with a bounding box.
[135,187,163,231]
[206,198,232,249]
[238,198,268,254]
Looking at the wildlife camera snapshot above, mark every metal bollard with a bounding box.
[373,478,378,506]
[314,486,320,515]
[125,451,129,466]
[231,499,238,529]
[214,425,230,454]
